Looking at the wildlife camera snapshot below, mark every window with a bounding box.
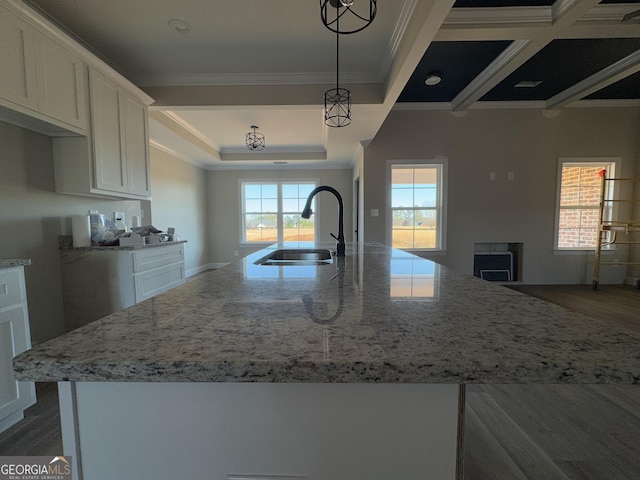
[389,163,445,251]
[555,159,616,250]
[241,181,317,243]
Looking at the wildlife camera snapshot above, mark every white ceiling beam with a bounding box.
[383,0,456,106]
[451,39,546,111]
[148,111,221,160]
[546,49,640,109]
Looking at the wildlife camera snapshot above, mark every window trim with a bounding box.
[386,159,448,252]
[554,157,619,252]
[239,179,319,246]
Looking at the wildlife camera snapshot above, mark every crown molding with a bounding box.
[133,71,377,88]
[393,99,640,111]
[149,140,208,170]
[443,6,551,26]
[579,4,640,23]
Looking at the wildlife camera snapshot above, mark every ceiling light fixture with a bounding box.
[168,19,192,36]
[424,73,442,86]
[324,12,351,128]
[320,0,377,35]
[245,126,265,151]
[515,80,543,88]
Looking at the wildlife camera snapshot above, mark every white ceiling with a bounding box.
[28,0,454,169]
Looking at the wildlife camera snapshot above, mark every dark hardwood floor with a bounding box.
[2,285,639,479]
[0,382,62,456]
[465,284,640,480]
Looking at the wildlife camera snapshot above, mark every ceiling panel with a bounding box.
[586,70,640,99]
[481,38,640,101]
[397,41,513,103]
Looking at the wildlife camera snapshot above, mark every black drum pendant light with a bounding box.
[320,0,377,35]
[324,13,351,127]
[245,125,265,151]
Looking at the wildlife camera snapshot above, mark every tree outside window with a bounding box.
[242,182,316,243]
[390,165,444,250]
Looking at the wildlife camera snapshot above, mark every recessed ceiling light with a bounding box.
[168,19,192,35]
[424,73,442,86]
[515,80,543,88]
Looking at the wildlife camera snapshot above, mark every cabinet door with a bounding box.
[0,267,35,431]
[33,31,87,131]
[0,5,37,111]
[90,69,128,193]
[123,94,151,197]
[0,305,33,422]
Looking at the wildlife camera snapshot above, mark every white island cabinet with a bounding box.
[0,262,35,433]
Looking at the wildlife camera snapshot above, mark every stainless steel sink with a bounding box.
[254,248,334,266]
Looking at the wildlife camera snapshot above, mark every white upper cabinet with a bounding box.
[0,2,87,134]
[91,69,128,194]
[53,68,152,199]
[0,5,38,111]
[1,0,153,200]
[90,69,151,197]
[33,31,86,130]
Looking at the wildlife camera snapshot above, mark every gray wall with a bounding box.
[149,147,209,275]
[0,122,145,345]
[363,107,640,285]
[207,168,354,264]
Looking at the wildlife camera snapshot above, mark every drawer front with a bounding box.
[134,263,185,303]
[0,268,26,309]
[133,245,184,273]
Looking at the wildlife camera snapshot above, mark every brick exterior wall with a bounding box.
[558,166,605,249]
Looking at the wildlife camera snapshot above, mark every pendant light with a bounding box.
[324,13,351,128]
[245,126,265,151]
[320,0,377,35]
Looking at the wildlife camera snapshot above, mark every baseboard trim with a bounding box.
[186,263,230,277]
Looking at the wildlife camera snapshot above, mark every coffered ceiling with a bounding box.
[25,0,640,169]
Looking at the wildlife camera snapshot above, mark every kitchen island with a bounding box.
[13,243,640,480]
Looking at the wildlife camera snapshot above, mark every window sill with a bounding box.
[553,248,617,255]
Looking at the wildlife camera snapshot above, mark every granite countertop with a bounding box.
[13,243,640,384]
[0,259,31,269]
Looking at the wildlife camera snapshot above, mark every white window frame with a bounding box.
[240,179,318,245]
[386,159,448,253]
[554,157,619,252]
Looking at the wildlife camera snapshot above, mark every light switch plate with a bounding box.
[371,208,379,217]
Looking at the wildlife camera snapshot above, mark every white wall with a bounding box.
[0,122,144,344]
[149,147,209,276]
[363,107,640,285]
[207,168,354,264]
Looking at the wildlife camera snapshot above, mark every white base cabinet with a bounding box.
[60,243,186,331]
[0,266,36,433]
